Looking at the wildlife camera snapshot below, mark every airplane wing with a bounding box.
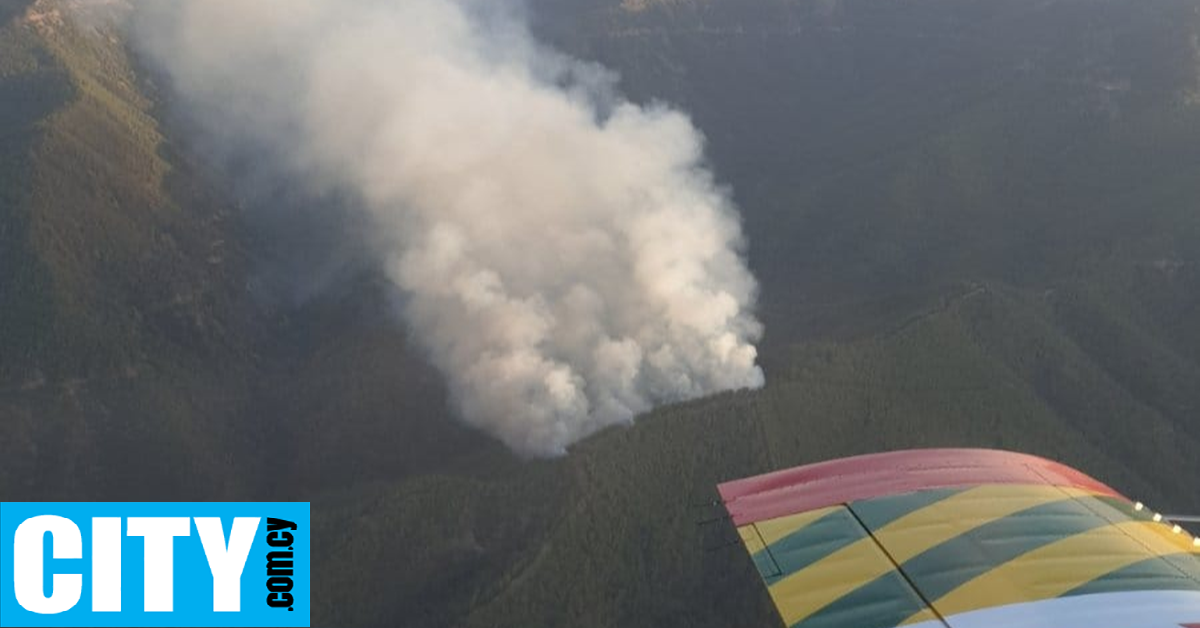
[718,449,1200,628]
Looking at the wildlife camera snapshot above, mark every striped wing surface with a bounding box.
[718,449,1200,628]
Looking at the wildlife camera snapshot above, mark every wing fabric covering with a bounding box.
[719,449,1200,628]
[736,504,944,628]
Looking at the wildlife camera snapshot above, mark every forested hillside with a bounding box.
[0,0,489,502]
[0,0,262,498]
[1,0,1199,626]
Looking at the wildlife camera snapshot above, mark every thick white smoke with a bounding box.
[137,0,764,456]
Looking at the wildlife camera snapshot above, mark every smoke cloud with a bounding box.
[136,0,764,456]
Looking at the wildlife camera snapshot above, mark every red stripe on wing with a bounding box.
[718,449,1123,526]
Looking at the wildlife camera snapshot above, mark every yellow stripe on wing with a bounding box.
[763,484,1106,626]
[899,608,940,626]
[767,534,898,626]
[929,520,1200,618]
[872,484,1103,564]
[738,525,767,555]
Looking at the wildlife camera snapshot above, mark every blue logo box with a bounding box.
[0,502,309,627]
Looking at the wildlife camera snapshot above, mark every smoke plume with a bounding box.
[136,0,764,456]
